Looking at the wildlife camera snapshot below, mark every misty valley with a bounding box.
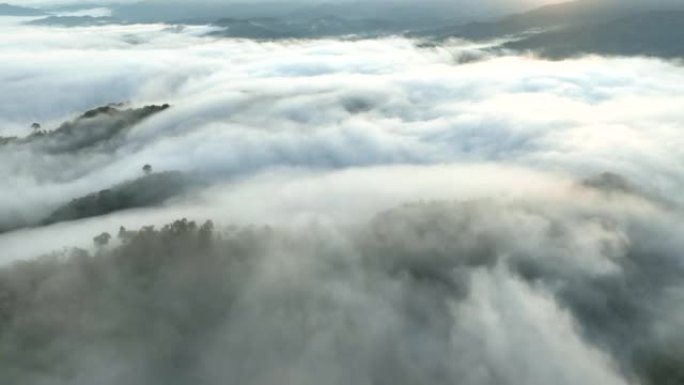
[0,1,683,385]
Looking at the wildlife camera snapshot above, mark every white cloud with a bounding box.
[1,20,684,238]
[0,20,683,385]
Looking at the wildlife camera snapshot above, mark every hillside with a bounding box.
[505,11,684,59]
[417,0,684,59]
[27,16,122,27]
[212,15,404,39]
[0,3,45,16]
[418,1,631,40]
[43,172,191,226]
[0,104,170,153]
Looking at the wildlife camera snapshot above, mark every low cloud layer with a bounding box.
[2,193,683,385]
[2,20,684,232]
[0,16,683,385]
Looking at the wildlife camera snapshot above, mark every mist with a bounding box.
[5,0,568,28]
[0,4,683,385]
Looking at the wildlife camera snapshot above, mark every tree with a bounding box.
[93,232,111,247]
[143,164,152,175]
[30,123,41,131]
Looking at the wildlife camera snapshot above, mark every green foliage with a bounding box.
[0,104,170,152]
[93,232,112,247]
[0,203,682,384]
[43,172,190,227]
[0,218,265,384]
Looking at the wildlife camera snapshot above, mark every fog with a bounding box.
[0,10,683,385]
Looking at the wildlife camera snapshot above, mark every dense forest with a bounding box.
[1,201,682,384]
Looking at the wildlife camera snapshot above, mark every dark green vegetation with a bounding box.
[0,104,169,153]
[0,219,230,385]
[0,171,192,234]
[0,202,682,384]
[43,172,191,226]
[0,104,177,234]
[39,104,168,153]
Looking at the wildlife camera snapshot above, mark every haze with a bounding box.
[0,1,683,384]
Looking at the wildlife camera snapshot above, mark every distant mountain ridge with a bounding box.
[0,3,45,16]
[504,11,684,59]
[212,15,406,39]
[417,1,624,40]
[27,15,122,27]
[418,0,684,39]
[106,1,460,27]
[419,0,684,59]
